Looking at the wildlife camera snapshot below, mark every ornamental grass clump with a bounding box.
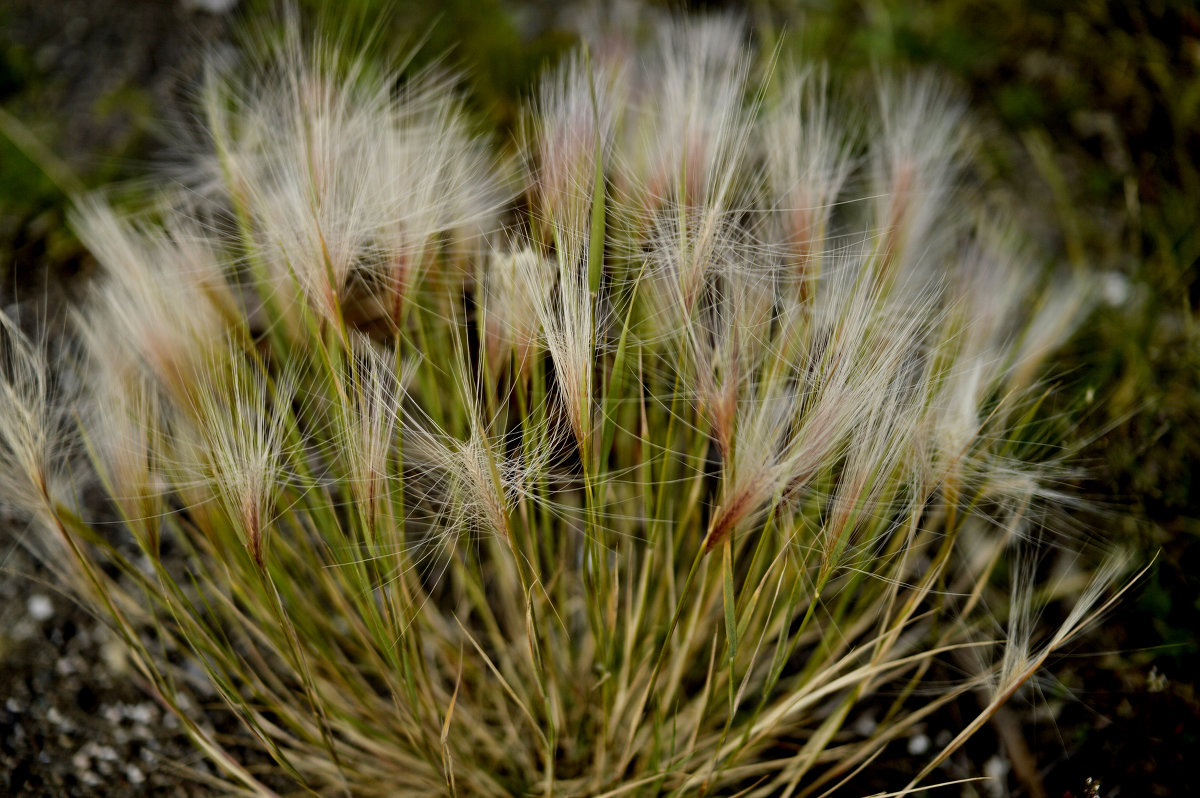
[2,15,1132,797]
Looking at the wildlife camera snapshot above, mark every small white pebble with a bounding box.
[906,732,930,756]
[1100,271,1130,306]
[126,703,156,725]
[46,707,64,726]
[126,764,146,785]
[984,754,1009,798]
[101,638,129,674]
[27,594,54,621]
[5,698,21,713]
[852,713,877,737]
[10,618,36,643]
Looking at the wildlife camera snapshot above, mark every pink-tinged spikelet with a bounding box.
[190,24,507,332]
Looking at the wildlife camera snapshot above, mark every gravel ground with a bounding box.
[1,526,210,796]
[1,1,237,794]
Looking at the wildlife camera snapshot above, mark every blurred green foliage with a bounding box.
[773,0,1198,274]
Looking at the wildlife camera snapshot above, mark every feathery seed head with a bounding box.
[524,52,624,244]
[333,334,413,532]
[83,363,167,553]
[193,28,506,331]
[172,348,295,568]
[870,74,968,282]
[763,64,854,286]
[0,312,64,525]
[72,200,235,400]
[482,246,554,374]
[517,234,596,449]
[620,16,754,212]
